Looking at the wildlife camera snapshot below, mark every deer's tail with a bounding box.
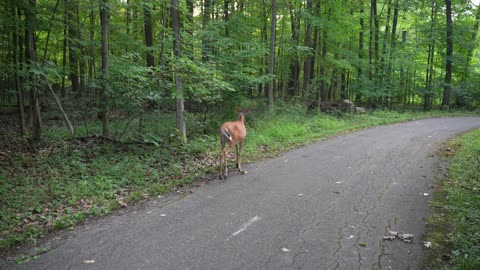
[221,128,232,142]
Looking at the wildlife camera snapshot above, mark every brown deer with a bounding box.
[219,108,249,179]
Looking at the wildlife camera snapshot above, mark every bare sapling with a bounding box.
[219,108,249,179]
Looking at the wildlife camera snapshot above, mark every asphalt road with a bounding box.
[5,117,480,270]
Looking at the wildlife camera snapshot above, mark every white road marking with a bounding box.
[226,216,261,241]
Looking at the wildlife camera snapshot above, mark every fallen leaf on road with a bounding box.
[83,260,95,264]
[398,233,413,243]
[118,201,127,208]
[383,231,414,243]
[424,241,432,248]
[281,247,290,252]
[347,235,355,239]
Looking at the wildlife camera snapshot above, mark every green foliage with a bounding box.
[445,130,480,269]
[425,129,480,269]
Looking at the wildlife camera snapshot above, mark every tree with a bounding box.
[172,0,186,141]
[442,0,452,107]
[66,0,80,95]
[99,0,109,137]
[303,0,313,93]
[424,1,438,111]
[143,0,154,69]
[24,0,42,144]
[268,0,277,112]
[12,0,26,136]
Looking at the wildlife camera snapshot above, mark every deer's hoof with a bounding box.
[240,170,248,175]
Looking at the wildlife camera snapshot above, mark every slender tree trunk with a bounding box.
[143,0,154,69]
[126,0,131,35]
[268,0,277,112]
[401,30,407,106]
[224,0,230,36]
[185,0,194,57]
[172,0,186,141]
[25,0,42,144]
[202,0,212,61]
[442,0,452,107]
[77,4,86,96]
[311,2,320,84]
[356,1,365,103]
[288,1,300,97]
[89,5,95,94]
[369,0,375,82]
[319,9,329,102]
[303,0,313,93]
[99,0,110,137]
[388,0,399,105]
[13,1,26,136]
[380,0,391,101]
[66,0,79,95]
[424,2,436,111]
[61,0,67,97]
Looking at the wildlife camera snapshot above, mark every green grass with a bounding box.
[425,129,480,269]
[0,108,478,253]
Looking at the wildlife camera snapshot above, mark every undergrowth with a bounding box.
[425,129,480,269]
[0,108,476,253]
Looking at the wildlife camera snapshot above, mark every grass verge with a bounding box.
[425,129,480,269]
[0,108,477,255]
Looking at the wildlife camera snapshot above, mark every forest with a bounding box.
[1,0,480,261]
[0,0,479,143]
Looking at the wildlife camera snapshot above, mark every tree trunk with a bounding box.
[61,0,67,97]
[424,2,436,111]
[224,0,230,36]
[89,4,95,94]
[172,0,186,141]
[356,1,365,103]
[25,0,42,144]
[288,1,300,97]
[319,29,328,102]
[380,0,391,98]
[442,0,452,107]
[202,0,213,61]
[66,0,80,95]
[99,0,110,137]
[185,0,194,57]
[401,30,407,105]
[77,4,86,96]
[268,0,277,112]
[126,0,131,35]
[303,0,313,93]
[143,0,154,69]
[13,1,26,136]
[368,0,376,87]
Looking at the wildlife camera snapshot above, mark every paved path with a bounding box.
[5,117,480,270]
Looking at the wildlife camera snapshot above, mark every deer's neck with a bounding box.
[237,113,244,123]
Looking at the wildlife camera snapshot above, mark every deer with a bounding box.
[219,108,249,179]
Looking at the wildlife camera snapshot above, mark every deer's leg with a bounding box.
[238,140,246,174]
[222,142,235,178]
[219,140,226,179]
[235,143,240,168]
